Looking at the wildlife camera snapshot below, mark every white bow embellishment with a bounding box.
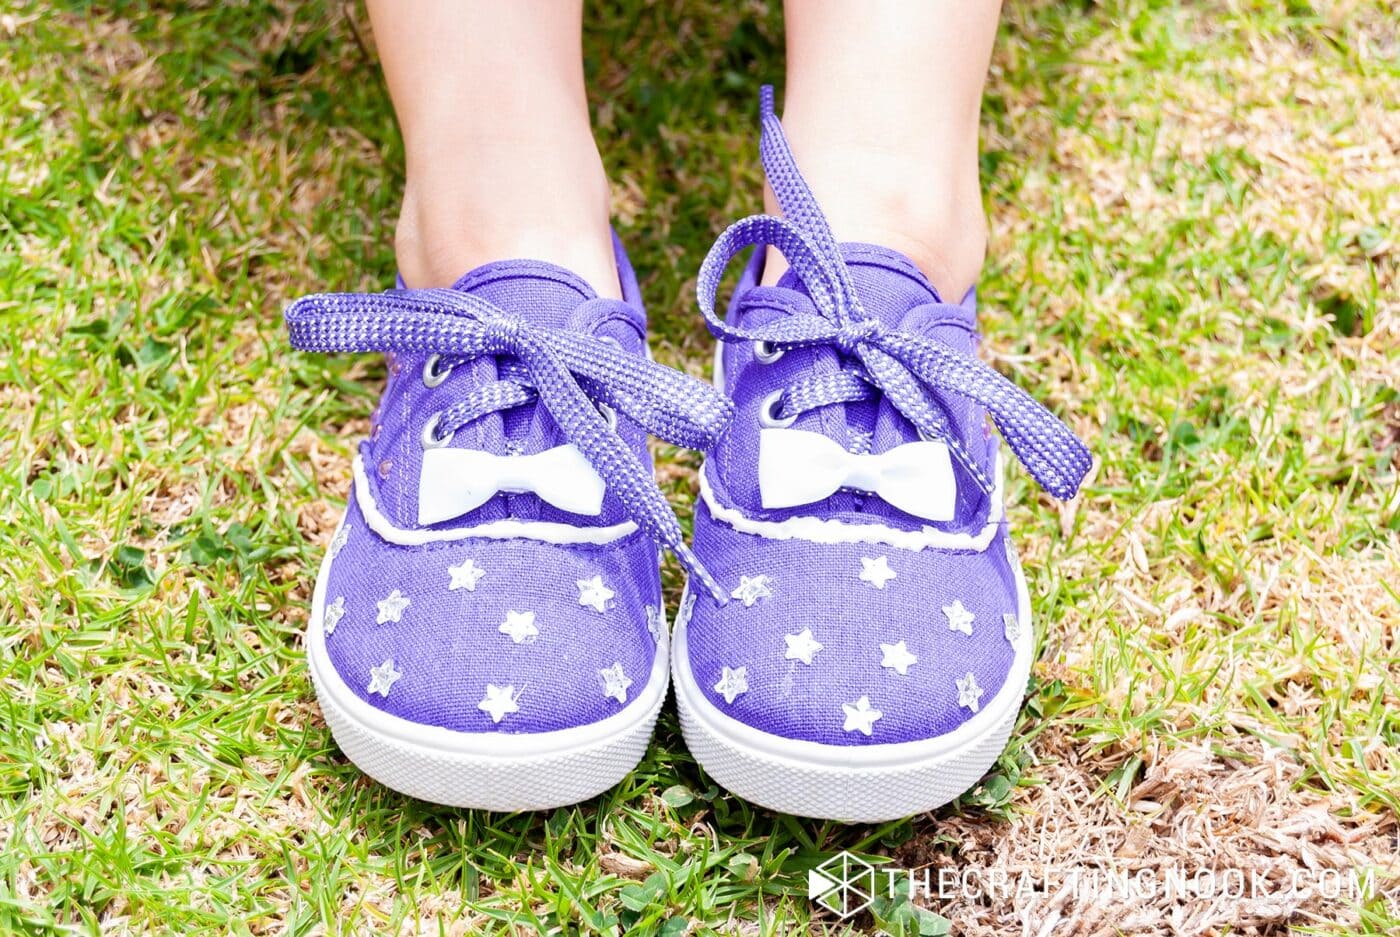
[757,428,957,521]
[417,444,607,524]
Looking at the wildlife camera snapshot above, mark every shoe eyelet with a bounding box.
[420,412,454,449]
[753,340,785,364]
[422,354,453,388]
[757,389,797,428]
[596,402,619,431]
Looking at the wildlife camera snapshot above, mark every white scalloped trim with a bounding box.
[353,456,638,547]
[697,453,1005,553]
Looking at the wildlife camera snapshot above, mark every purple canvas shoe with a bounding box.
[671,89,1092,821]
[285,239,731,810]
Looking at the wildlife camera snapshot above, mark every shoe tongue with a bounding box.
[768,242,991,525]
[768,241,981,422]
[449,258,597,327]
[774,242,943,328]
[438,259,600,460]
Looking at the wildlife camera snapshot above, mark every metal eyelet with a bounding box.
[597,402,619,431]
[753,340,785,364]
[422,354,453,388]
[758,389,797,428]
[420,412,454,449]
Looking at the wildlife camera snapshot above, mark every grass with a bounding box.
[1,0,1397,933]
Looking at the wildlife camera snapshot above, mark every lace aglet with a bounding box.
[759,84,776,122]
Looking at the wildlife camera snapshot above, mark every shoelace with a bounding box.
[285,286,735,601]
[697,86,1092,501]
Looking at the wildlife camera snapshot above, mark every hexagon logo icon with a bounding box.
[807,850,876,918]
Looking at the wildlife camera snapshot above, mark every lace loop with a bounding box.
[286,286,735,602]
[697,87,1092,501]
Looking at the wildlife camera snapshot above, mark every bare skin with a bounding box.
[769,0,1002,300]
[367,0,1003,303]
[366,0,621,297]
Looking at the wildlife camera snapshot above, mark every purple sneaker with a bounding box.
[285,238,731,810]
[671,88,1092,821]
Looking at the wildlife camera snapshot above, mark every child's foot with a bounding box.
[672,88,1091,822]
[286,242,730,810]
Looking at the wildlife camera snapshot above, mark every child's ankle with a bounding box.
[870,204,987,304]
[393,157,622,298]
[765,142,987,301]
[762,198,987,302]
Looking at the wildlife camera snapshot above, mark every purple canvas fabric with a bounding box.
[707,244,1000,534]
[689,502,1021,742]
[287,241,730,733]
[367,260,640,529]
[319,498,662,733]
[682,87,1091,746]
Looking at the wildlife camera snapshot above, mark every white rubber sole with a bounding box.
[672,541,1034,822]
[306,519,668,811]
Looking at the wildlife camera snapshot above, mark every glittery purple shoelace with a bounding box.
[697,86,1092,501]
[285,286,734,601]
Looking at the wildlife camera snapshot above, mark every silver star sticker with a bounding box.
[1003,612,1021,643]
[943,599,975,636]
[841,696,883,736]
[328,524,350,560]
[323,596,346,636]
[477,684,520,723]
[376,589,410,624]
[730,575,774,608]
[448,558,486,592]
[366,658,402,697]
[599,662,632,703]
[880,640,918,675]
[645,605,665,643]
[576,575,616,614]
[676,588,698,628]
[858,556,897,589]
[713,665,748,704]
[784,628,824,665]
[498,610,538,644]
[956,672,984,712]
